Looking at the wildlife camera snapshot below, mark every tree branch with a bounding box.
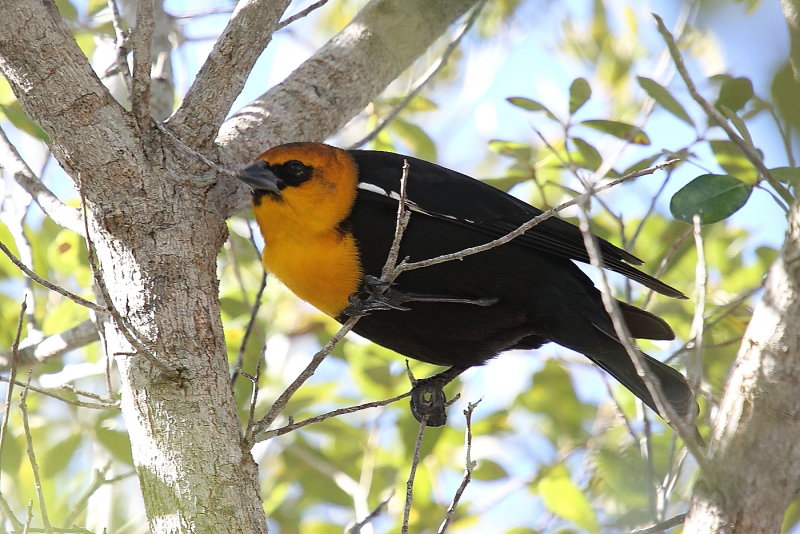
[0,127,83,235]
[167,0,293,146]
[130,0,155,133]
[0,320,100,370]
[215,0,480,165]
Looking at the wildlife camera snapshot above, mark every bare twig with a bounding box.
[688,216,706,390]
[347,490,394,534]
[130,0,155,133]
[401,415,429,534]
[276,0,329,30]
[153,120,239,176]
[105,0,132,92]
[573,187,712,474]
[20,372,53,533]
[0,127,83,234]
[438,401,480,533]
[243,347,265,444]
[231,271,267,387]
[0,299,27,489]
[259,391,412,441]
[0,240,109,314]
[0,376,117,410]
[392,160,679,275]
[62,464,135,527]
[349,0,487,149]
[247,315,361,444]
[631,512,687,534]
[653,14,793,207]
[0,493,23,531]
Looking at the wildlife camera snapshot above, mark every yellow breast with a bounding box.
[262,230,362,317]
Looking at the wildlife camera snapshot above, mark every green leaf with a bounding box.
[670,174,752,224]
[537,464,599,533]
[709,139,758,183]
[488,139,533,160]
[518,360,589,441]
[0,103,49,141]
[472,459,508,481]
[95,426,133,465]
[571,137,602,171]
[568,78,591,115]
[715,76,754,113]
[43,433,82,477]
[581,119,650,145]
[637,76,694,126]
[390,119,436,161]
[506,96,558,120]
[770,166,800,185]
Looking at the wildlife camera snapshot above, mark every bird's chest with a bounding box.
[262,231,362,317]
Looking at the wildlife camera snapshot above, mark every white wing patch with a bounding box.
[357,181,472,223]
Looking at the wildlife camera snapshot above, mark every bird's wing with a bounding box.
[350,150,685,299]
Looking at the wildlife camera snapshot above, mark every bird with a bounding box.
[237,142,695,428]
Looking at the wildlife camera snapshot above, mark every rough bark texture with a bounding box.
[684,198,800,533]
[0,0,479,531]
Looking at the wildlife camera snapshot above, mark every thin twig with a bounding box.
[653,14,793,207]
[259,391,412,441]
[688,216,706,395]
[0,493,23,531]
[0,240,109,314]
[438,401,480,533]
[243,347,265,444]
[106,0,132,93]
[347,490,394,534]
[20,372,53,533]
[0,376,117,409]
[0,127,83,234]
[0,299,27,489]
[0,320,99,369]
[631,512,687,534]
[350,0,487,150]
[77,177,176,376]
[130,0,155,133]
[153,120,239,176]
[276,0,329,30]
[231,271,267,387]
[401,415,429,534]
[392,160,679,275]
[248,315,361,444]
[573,187,713,475]
[62,464,135,527]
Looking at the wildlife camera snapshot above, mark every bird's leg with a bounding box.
[342,275,498,318]
[409,365,468,427]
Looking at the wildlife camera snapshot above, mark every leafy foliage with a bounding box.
[0,0,797,533]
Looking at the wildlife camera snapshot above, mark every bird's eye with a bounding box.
[284,160,309,179]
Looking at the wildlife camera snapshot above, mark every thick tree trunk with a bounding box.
[683,198,800,532]
[0,0,480,531]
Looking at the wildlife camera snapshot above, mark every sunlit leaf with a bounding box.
[769,166,800,185]
[473,459,508,481]
[637,76,694,126]
[0,102,49,141]
[581,119,650,144]
[537,463,599,533]
[569,78,591,115]
[571,137,602,171]
[709,140,758,183]
[390,119,436,161]
[506,96,558,120]
[715,75,754,113]
[670,174,752,224]
[43,433,82,477]
[488,139,533,160]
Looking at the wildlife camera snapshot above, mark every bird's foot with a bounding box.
[408,365,468,427]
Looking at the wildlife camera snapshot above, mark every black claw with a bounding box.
[408,366,468,427]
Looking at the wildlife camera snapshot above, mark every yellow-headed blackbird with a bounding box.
[239,142,694,422]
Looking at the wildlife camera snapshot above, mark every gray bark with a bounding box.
[0,0,479,531]
[683,199,800,532]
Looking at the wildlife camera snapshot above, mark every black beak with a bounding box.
[238,161,282,195]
